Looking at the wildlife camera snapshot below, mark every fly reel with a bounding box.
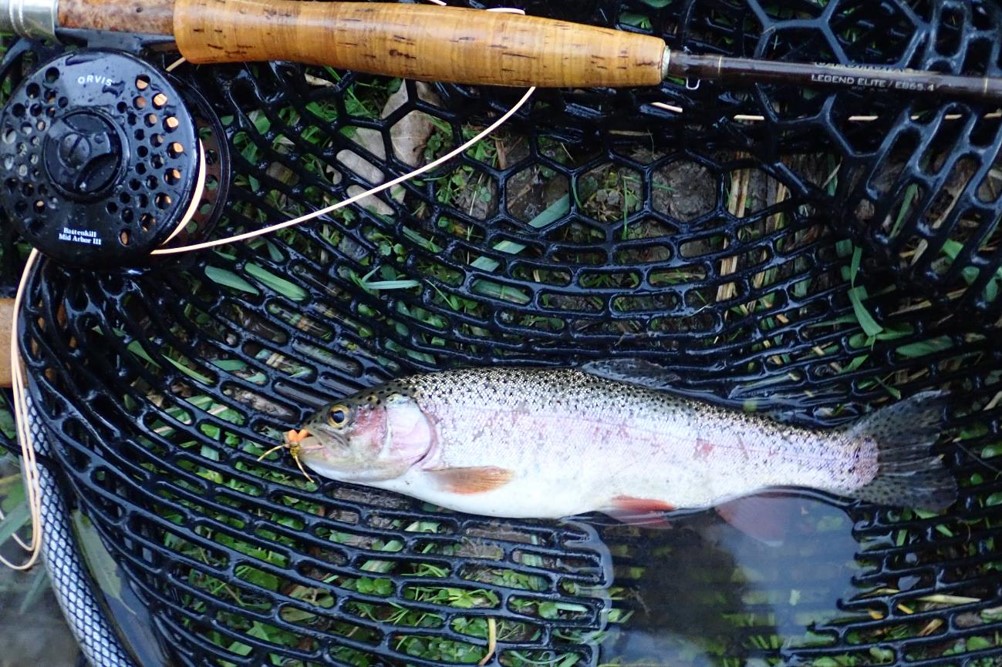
[0,49,229,269]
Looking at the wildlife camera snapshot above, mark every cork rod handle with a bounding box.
[172,0,667,88]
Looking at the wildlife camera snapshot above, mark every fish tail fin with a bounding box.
[847,390,957,512]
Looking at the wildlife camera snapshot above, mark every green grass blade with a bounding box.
[0,500,30,547]
[244,263,308,302]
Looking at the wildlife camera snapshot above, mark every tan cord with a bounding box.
[2,248,42,570]
[165,57,188,73]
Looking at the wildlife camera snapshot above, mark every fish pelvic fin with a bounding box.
[427,466,514,494]
[845,390,957,512]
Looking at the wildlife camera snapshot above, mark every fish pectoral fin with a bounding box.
[426,466,514,494]
[600,495,676,528]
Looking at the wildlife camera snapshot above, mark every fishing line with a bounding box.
[150,88,535,255]
[0,52,212,569]
[152,2,535,257]
[151,96,535,254]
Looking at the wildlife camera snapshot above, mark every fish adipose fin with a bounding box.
[847,390,957,512]
[428,467,514,494]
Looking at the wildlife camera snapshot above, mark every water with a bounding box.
[0,457,77,667]
[596,494,862,666]
[0,558,78,667]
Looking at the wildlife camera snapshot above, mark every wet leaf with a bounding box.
[896,336,953,358]
[73,511,128,610]
[244,262,308,302]
[0,500,29,547]
[204,266,260,295]
[850,246,862,285]
[848,286,883,337]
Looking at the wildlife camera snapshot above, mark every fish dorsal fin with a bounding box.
[582,360,828,426]
[579,359,680,391]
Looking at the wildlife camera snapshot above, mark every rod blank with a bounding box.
[666,52,1002,104]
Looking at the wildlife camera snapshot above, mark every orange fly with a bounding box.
[257,430,315,483]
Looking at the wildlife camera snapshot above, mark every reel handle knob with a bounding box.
[44,111,124,200]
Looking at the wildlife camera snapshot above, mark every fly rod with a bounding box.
[5,0,1002,100]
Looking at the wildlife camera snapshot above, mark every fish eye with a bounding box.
[327,404,350,428]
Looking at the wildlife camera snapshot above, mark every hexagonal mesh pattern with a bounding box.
[6,1,1002,666]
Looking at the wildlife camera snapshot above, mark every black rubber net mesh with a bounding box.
[3,0,1002,665]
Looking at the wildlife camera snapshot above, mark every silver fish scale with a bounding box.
[381,367,869,508]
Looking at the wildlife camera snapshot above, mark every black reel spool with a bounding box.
[0,49,229,270]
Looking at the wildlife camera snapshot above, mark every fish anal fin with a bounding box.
[427,466,513,494]
[715,494,800,546]
[602,495,676,528]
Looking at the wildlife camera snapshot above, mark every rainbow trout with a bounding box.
[285,361,956,522]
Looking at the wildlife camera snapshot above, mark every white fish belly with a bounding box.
[408,401,859,515]
[372,471,595,518]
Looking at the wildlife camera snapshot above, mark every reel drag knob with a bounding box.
[0,49,215,269]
